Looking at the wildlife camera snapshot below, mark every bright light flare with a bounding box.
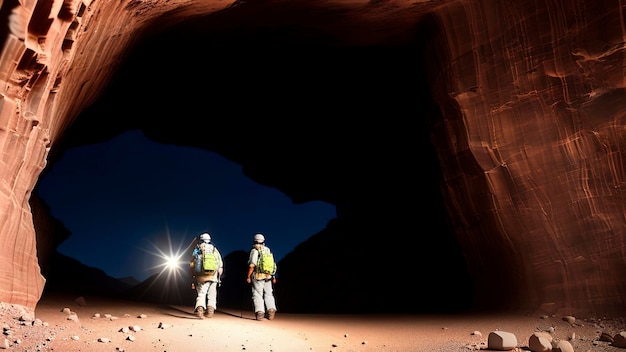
[134,230,197,302]
[163,253,183,272]
[138,230,195,285]
[150,245,187,277]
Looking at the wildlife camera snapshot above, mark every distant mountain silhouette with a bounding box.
[116,276,141,287]
[43,247,253,312]
[43,251,135,297]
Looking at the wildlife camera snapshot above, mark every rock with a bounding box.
[562,316,575,324]
[73,297,87,307]
[599,331,613,342]
[528,331,552,352]
[613,331,626,348]
[487,331,518,350]
[551,340,574,352]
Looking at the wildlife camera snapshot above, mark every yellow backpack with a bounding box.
[191,243,217,274]
[256,246,276,274]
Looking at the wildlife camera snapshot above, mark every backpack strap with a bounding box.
[253,247,260,272]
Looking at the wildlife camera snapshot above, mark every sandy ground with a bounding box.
[1,292,625,351]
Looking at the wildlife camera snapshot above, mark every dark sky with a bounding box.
[36,129,336,282]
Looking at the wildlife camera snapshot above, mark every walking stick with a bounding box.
[240,280,245,318]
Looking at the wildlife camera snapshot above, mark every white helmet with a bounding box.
[253,233,265,243]
[199,233,211,242]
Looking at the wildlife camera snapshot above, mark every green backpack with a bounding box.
[256,247,276,274]
[200,243,218,273]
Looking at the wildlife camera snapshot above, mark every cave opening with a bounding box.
[31,7,473,313]
[36,129,338,283]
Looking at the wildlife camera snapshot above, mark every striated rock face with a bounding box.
[0,0,625,316]
[425,1,626,314]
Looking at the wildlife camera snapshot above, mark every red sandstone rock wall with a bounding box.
[427,0,626,314]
